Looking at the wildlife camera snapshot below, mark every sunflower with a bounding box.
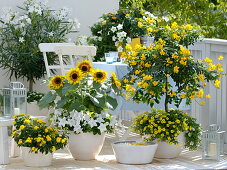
[92,69,108,83]
[49,76,65,89]
[77,60,92,74]
[66,67,84,84]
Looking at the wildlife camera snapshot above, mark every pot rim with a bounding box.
[112,140,158,147]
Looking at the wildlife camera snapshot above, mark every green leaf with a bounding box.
[38,91,56,109]
[62,83,77,95]
[56,97,68,109]
[106,95,118,110]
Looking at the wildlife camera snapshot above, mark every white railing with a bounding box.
[189,38,227,144]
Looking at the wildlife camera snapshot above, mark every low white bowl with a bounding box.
[112,140,158,164]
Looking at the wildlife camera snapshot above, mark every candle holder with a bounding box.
[2,82,27,117]
[202,124,225,161]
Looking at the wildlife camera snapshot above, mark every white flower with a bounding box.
[58,117,67,127]
[98,18,104,23]
[188,133,192,137]
[112,36,116,41]
[190,141,194,145]
[26,18,31,24]
[19,37,25,43]
[117,24,123,30]
[117,46,123,52]
[88,118,97,128]
[115,41,119,46]
[110,26,117,33]
[73,18,80,29]
[98,123,107,133]
[96,117,104,123]
[67,38,72,42]
[117,31,127,38]
[97,30,102,34]
[98,37,102,41]
[126,37,132,43]
[109,116,118,127]
[48,32,54,36]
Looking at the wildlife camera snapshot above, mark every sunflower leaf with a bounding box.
[106,95,118,110]
[62,83,77,95]
[38,91,56,109]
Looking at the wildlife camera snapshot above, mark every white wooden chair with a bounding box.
[38,43,96,77]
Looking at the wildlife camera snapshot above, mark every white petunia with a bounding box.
[98,37,102,41]
[58,117,67,127]
[126,37,132,43]
[110,26,117,33]
[117,46,123,52]
[98,123,107,133]
[26,18,31,24]
[48,32,54,36]
[117,24,123,30]
[96,117,104,123]
[112,36,116,41]
[88,118,97,128]
[19,37,25,43]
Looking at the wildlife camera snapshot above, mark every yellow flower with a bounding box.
[142,82,149,88]
[204,57,212,63]
[200,100,206,106]
[197,89,204,98]
[52,146,56,152]
[32,147,38,152]
[208,64,216,71]
[189,96,195,100]
[184,24,193,30]
[125,44,132,51]
[56,137,62,143]
[144,63,151,68]
[154,44,163,50]
[45,128,48,133]
[92,69,108,83]
[173,66,180,73]
[77,60,92,74]
[171,22,178,29]
[18,139,23,145]
[169,91,176,97]
[34,126,39,130]
[137,22,143,28]
[141,54,146,60]
[160,50,165,55]
[214,79,220,88]
[135,70,141,75]
[66,68,84,84]
[13,121,16,125]
[172,54,178,59]
[143,75,153,81]
[172,33,181,41]
[61,138,67,143]
[152,81,159,86]
[218,68,224,72]
[46,135,51,141]
[218,55,224,60]
[49,75,65,89]
[198,74,205,81]
[176,120,180,123]
[24,119,30,124]
[180,93,186,99]
[206,94,211,99]
[180,46,190,56]
[26,137,32,143]
[20,125,25,130]
[147,27,153,33]
[203,82,207,86]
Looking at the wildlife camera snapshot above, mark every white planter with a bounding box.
[68,132,105,160]
[27,102,49,116]
[112,141,158,164]
[155,132,185,159]
[21,147,52,167]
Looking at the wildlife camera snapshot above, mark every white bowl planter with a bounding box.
[68,132,105,161]
[112,140,158,164]
[155,132,185,159]
[21,147,53,167]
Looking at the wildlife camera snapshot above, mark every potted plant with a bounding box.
[39,60,120,160]
[90,8,158,61]
[119,20,224,158]
[0,0,79,91]
[12,114,68,167]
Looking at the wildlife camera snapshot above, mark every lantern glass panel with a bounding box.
[3,93,11,117]
[14,96,26,114]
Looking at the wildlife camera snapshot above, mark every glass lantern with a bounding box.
[202,124,225,161]
[2,82,27,117]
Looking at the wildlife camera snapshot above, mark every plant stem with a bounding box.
[29,79,33,92]
[165,74,169,112]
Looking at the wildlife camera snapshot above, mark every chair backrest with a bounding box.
[38,43,96,77]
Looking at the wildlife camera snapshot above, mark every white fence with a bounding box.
[189,38,227,143]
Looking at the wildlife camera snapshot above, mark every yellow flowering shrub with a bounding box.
[131,109,201,150]
[120,21,224,110]
[12,114,68,154]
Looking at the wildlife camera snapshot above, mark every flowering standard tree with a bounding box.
[117,20,224,152]
[0,0,79,91]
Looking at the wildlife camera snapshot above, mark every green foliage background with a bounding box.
[120,0,227,39]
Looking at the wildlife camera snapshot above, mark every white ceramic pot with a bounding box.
[27,102,49,116]
[112,141,158,164]
[21,147,53,167]
[68,132,105,160]
[155,132,185,159]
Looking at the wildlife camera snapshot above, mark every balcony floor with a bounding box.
[1,134,227,170]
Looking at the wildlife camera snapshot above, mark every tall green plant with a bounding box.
[120,0,227,39]
[0,0,79,91]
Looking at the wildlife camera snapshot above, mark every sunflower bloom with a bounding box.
[66,68,84,84]
[77,60,92,74]
[92,69,108,83]
[49,76,65,89]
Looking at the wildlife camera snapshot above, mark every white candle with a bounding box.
[209,143,216,156]
[14,108,20,115]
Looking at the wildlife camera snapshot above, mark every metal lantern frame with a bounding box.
[2,82,27,117]
[202,124,225,161]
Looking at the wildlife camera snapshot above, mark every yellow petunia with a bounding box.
[214,79,221,88]
[152,81,159,86]
[173,66,180,73]
[197,89,204,98]
[20,125,25,130]
[218,55,224,61]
